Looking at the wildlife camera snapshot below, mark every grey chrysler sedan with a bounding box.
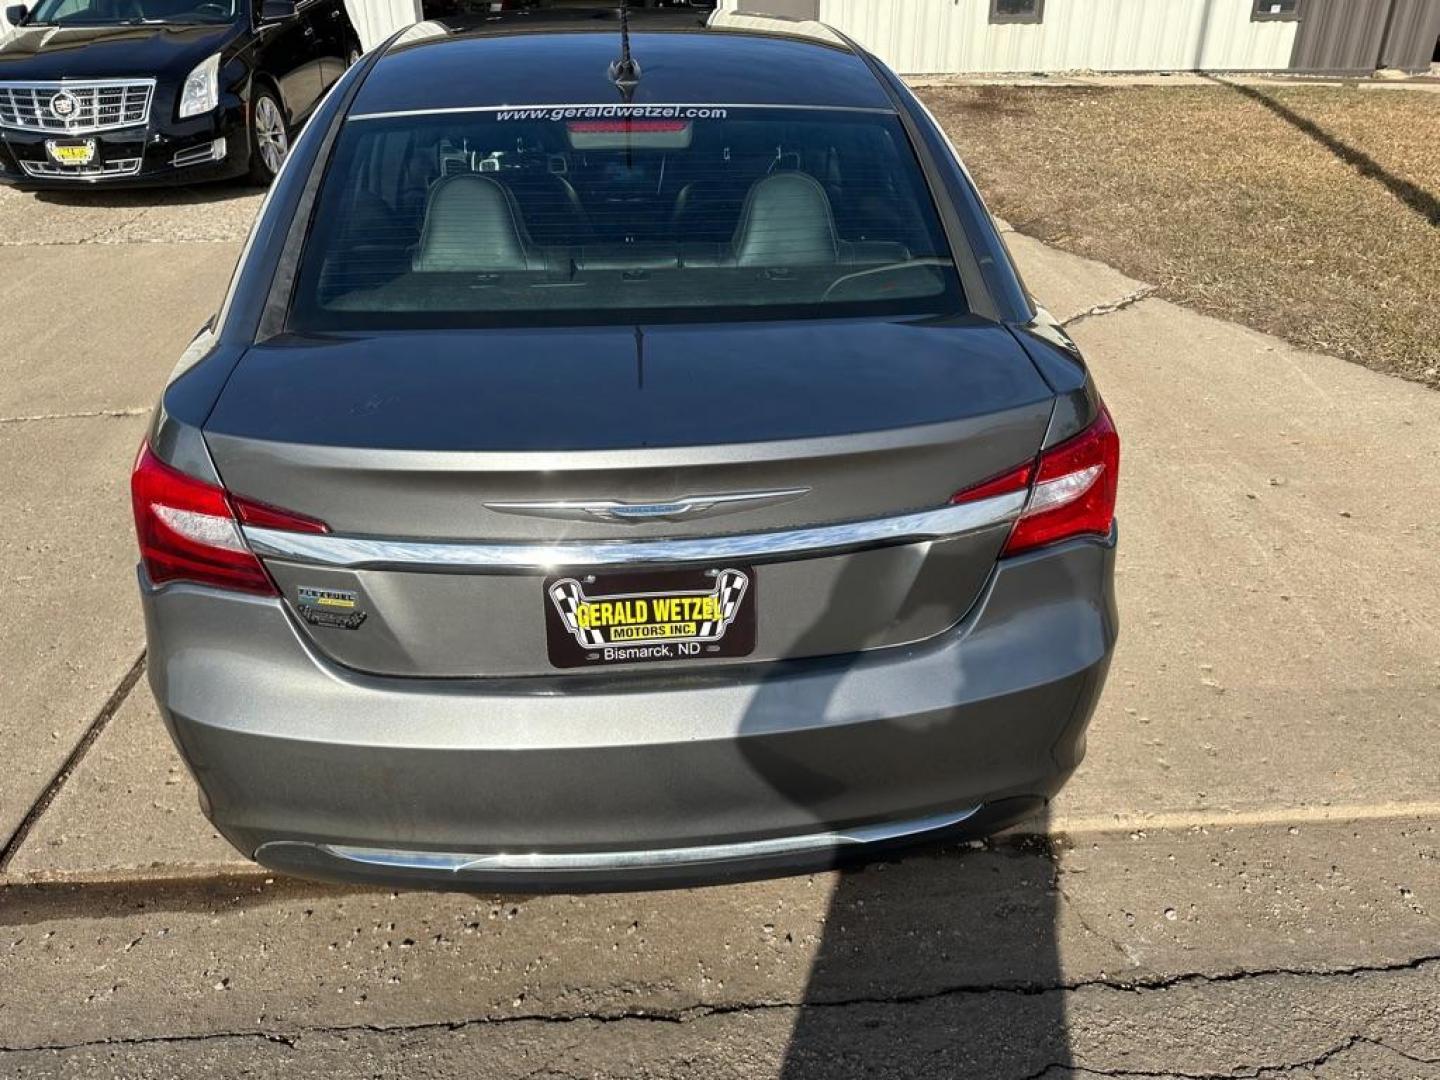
[133,7,1119,892]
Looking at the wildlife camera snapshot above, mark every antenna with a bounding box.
[608,0,642,92]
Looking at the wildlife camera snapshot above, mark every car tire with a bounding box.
[247,87,289,186]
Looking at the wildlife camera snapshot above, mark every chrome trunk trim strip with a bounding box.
[242,490,1026,573]
[305,805,982,873]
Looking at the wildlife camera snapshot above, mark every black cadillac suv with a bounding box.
[0,0,359,186]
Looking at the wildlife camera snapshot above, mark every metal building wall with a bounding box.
[726,0,1440,75]
[737,0,1302,73]
[1290,0,1391,72]
[735,0,821,16]
[1379,0,1440,71]
[345,0,421,51]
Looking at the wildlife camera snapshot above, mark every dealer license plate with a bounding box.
[45,140,96,166]
[545,567,756,668]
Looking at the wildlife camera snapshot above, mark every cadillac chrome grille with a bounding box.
[0,80,155,134]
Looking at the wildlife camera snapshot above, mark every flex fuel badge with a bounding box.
[545,567,756,668]
[296,586,367,630]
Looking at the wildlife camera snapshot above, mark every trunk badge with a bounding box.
[486,488,810,525]
[296,586,367,630]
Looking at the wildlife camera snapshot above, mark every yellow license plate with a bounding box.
[46,141,95,166]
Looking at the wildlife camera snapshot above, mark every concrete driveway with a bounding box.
[1,182,1437,1079]
[0,181,262,861]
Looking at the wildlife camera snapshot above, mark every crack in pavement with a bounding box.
[5,954,1440,1057]
[1056,882,1142,971]
[88,208,153,246]
[0,407,149,424]
[1061,287,1157,329]
[0,653,146,873]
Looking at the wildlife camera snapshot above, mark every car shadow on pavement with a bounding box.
[771,827,1068,1078]
[26,179,261,210]
[738,557,1069,1078]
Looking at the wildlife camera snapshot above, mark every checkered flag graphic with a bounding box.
[549,579,606,648]
[697,569,749,638]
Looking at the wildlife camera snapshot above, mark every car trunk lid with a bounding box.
[203,318,1055,677]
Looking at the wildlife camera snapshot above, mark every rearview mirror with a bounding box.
[4,4,28,25]
[259,0,296,21]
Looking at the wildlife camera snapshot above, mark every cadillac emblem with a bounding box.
[49,90,80,120]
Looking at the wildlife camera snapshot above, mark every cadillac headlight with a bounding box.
[178,53,221,119]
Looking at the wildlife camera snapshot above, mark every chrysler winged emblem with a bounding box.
[486,488,810,525]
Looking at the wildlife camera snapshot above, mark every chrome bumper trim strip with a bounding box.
[307,806,982,873]
[19,156,141,179]
[242,491,1025,573]
[171,137,227,168]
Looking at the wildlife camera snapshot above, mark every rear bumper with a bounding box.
[142,534,1118,892]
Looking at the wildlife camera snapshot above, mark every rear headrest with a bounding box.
[412,174,533,273]
[731,172,839,268]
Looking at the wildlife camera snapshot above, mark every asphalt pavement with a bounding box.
[0,180,1437,1079]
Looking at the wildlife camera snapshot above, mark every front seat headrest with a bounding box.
[731,172,840,268]
[412,173,535,273]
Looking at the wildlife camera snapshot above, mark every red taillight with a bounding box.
[949,461,1032,505]
[230,493,330,534]
[130,442,327,595]
[952,405,1119,557]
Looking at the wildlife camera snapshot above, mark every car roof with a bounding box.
[349,21,895,118]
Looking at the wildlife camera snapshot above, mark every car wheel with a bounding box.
[248,89,289,186]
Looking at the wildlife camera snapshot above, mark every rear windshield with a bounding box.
[288,105,966,330]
